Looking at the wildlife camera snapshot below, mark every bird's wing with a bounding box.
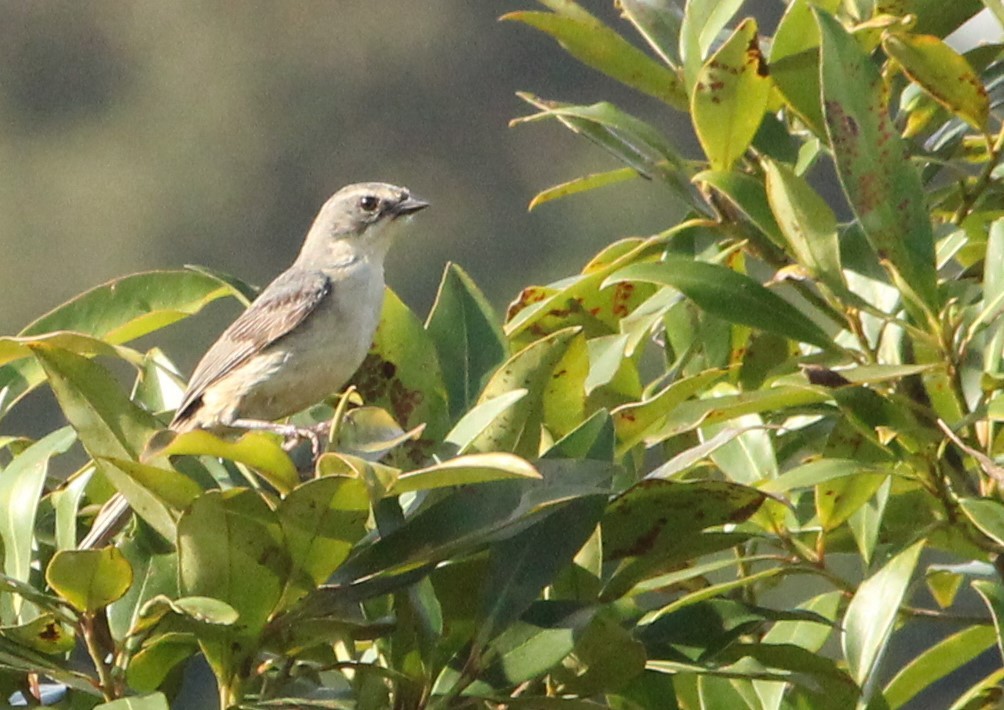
[171,269,332,426]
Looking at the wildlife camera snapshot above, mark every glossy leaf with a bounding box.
[817,10,938,312]
[763,159,846,293]
[691,19,771,170]
[277,476,369,592]
[0,270,242,419]
[479,495,606,643]
[883,625,996,709]
[529,167,639,210]
[46,547,134,613]
[0,428,75,624]
[678,0,745,90]
[177,489,288,680]
[693,170,783,246]
[393,452,541,494]
[883,32,989,130]
[842,540,924,688]
[29,344,160,461]
[425,263,506,419]
[609,259,838,352]
[619,0,684,67]
[502,9,687,109]
[156,429,298,494]
[466,328,584,457]
[958,497,1004,546]
[603,479,764,560]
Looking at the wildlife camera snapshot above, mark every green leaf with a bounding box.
[842,540,925,689]
[96,459,191,542]
[817,9,938,313]
[883,32,989,130]
[479,495,606,643]
[440,603,598,696]
[0,427,75,625]
[0,270,242,419]
[331,460,614,590]
[619,0,684,67]
[0,613,75,655]
[156,429,298,494]
[763,159,846,293]
[883,625,997,709]
[679,0,745,90]
[95,692,170,710]
[393,453,541,494]
[973,580,1004,662]
[691,19,771,170]
[29,344,160,461]
[107,540,178,641]
[816,472,888,531]
[608,259,838,352]
[276,475,371,597]
[693,170,784,246]
[612,368,727,453]
[177,489,288,681]
[467,328,584,457]
[603,479,765,560]
[512,95,696,205]
[351,288,450,441]
[958,497,1004,547]
[425,263,506,419]
[502,9,687,109]
[46,548,134,613]
[446,389,528,452]
[528,167,639,210]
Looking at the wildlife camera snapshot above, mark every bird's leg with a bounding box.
[228,418,323,460]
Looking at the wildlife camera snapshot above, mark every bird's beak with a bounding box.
[393,195,430,217]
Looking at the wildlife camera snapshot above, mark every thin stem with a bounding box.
[80,614,115,702]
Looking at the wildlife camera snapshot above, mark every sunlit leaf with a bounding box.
[883,32,989,130]
[0,428,75,625]
[842,540,925,688]
[502,9,687,108]
[691,19,771,170]
[46,547,134,613]
[817,9,938,313]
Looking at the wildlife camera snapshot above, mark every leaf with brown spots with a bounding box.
[602,478,765,560]
[816,10,938,314]
[690,19,772,170]
[883,32,989,131]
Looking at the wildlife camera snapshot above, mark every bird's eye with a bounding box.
[359,195,380,212]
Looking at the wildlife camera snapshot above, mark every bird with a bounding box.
[80,182,428,548]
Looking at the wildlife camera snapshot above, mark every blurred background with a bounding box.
[0,1,703,373]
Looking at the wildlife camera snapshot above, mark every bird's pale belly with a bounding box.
[206,286,382,425]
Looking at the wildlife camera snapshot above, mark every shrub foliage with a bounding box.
[1,1,1003,708]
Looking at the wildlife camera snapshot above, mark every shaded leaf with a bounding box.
[426,263,506,419]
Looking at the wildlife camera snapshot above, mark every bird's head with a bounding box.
[298,182,429,266]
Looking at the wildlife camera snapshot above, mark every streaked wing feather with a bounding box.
[171,269,331,425]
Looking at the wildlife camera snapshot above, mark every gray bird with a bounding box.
[80,182,428,548]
